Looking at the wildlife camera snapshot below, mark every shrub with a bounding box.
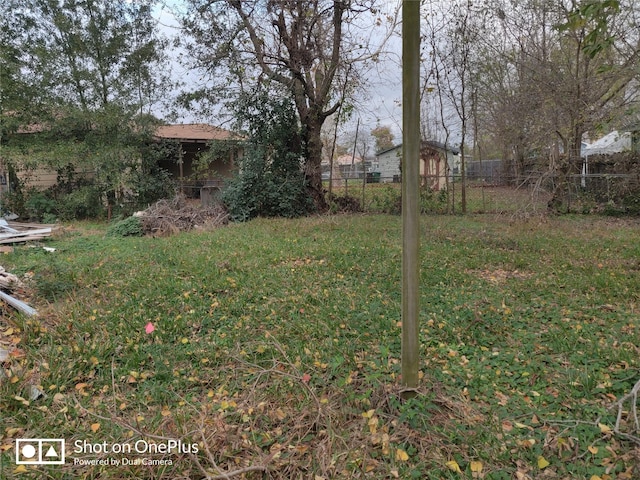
[221,87,314,221]
[57,184,103,220]
[328,193,362,213]
[368,185,402,214]
[106,216,144,237]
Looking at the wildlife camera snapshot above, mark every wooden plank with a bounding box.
[0,219,19,234]
[0,228,52,240]
[0,235,51,244]
[0,290,37,316]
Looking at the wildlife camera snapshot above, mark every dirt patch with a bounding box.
[469,268,533,284]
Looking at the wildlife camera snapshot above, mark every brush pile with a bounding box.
[135,195,229,236]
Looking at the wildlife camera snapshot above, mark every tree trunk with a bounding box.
[304,117,328,212]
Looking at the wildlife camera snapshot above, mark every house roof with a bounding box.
[376,144,402,156]
[154,124,239,142]
[334,154,364,165]
[582,130,631,157]
[423,140,460,156]
[375,141,460,157]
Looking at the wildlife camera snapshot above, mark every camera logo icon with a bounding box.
[16,439,65,465]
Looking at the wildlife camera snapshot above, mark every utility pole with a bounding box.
[401,0,420,394]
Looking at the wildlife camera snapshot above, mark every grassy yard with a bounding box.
[1,213,639,479]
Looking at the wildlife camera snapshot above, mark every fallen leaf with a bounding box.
[301,373,311,384]
[90,423,100,433]
[145,322,155,334]
[537,455,550,469]
[446,460,462,473]
[13,465,28,473]
[588,445,599,454]
[395,448,409,462]
[470,461,483,472]
[598,423,612,434]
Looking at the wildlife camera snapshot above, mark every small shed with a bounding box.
[374,141,460,189]
[154,124,242,194]
[420,140,460,191]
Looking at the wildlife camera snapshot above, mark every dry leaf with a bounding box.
[537,455,550,469]
[598,423,612,434]
[446,460,462,473]
[90,423,100,433]
[470,460,483,472]
[395,448,409,462]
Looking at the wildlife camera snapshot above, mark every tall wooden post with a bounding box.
[401,0,420,393]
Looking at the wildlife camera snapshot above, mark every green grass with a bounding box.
[1,214,639,479]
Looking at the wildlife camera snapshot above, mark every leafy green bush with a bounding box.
[106,216,144,237]
[420,187,449,214]
[222,87,314,221]
[57,184,103,220]
[368,185,402,214]
[23,189,58,220]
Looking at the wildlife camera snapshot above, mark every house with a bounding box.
[374,141,460,190]
[154,124,242,195]
[376,145,402,182]
[333,154,364,179]
[580,130,633,186]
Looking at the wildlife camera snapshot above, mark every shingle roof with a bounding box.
[154,124,239,141]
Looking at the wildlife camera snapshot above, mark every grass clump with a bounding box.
[1,214,639,479]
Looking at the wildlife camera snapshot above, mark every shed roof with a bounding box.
[154,124,239,142]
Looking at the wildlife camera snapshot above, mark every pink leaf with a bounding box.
[145,322,155,334]
[302,373,311,384]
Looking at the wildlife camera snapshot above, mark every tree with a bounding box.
[423,0,487,213]
[371,124,395,152]
[10,0,172,116]
[1,0,176,218]
[180,0,396,211]
[474,0,640,208]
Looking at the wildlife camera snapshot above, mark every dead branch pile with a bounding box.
[136,195,229,236]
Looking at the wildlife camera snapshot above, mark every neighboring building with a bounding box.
[579,129,639,187]
[375,145,402,181]
[154,124,242,193]
[581,131,631,158]
[1,122,242,196]
[374,141,460,190]
[332,154,364,179]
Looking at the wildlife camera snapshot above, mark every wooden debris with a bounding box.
[0,221,56,243]
[0,221,56,244]
[0,267,21,290]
